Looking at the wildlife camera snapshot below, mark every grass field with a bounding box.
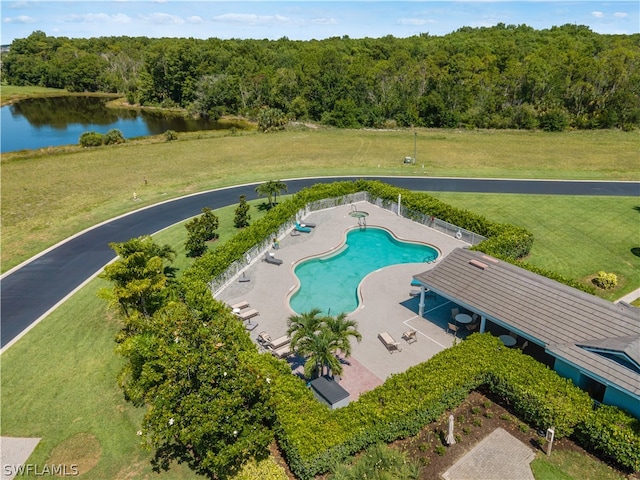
[2,126,638,272]
[2,199,634,480]
[428,193,640,300]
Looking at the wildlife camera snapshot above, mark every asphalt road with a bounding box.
[2,176,638,349]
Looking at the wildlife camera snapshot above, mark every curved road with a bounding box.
[2,176,638,349]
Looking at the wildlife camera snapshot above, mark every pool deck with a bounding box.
[216,201,468,399]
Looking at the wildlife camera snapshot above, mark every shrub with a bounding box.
[592,271,618,289]
[104,128,125,145]
[434,445,446,456]
[575,405,640,472]
[79,131,104,147]
[165,130,178,141]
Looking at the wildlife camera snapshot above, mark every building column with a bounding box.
[418,286,425,316]
[480,315,486,333]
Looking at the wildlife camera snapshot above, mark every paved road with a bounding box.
[2,176,638,349]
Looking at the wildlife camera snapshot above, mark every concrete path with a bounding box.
[442,428,536,480]
[0,437,41,480]
[617,287,640,305]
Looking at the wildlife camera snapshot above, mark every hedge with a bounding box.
[176,180,637,477]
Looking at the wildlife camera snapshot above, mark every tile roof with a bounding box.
[414,248,640,397]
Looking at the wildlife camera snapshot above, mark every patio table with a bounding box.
[499,334,517,347]
[455,313,472,324]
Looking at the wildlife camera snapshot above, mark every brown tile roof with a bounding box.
[414,248,640,397]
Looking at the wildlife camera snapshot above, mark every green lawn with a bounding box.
[2,196,636,479]
[531,450,627,480]
[2,127,638,272]
[428,193,640,300]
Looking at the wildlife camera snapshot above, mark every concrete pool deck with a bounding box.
[216,201,468,396]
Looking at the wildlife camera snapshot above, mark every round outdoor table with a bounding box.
[233,308,241,315]
[499,334,517,347]
[455,313,472,325]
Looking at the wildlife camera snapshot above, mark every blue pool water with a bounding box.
[290,227,438,315]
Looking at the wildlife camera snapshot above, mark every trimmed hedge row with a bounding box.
[177,180,638,477]
[271,334,611,479]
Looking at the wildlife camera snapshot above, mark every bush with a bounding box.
[575,405,640,472]
[592,271,618,289]
[79,131,104,147]
[104,128,125,145]
[165,130,178,141]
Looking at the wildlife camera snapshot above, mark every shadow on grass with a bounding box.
[631,247,640,258]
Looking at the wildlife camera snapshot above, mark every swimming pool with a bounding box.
[289,227,438,315]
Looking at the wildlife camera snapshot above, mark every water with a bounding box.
[1,96,241,153]
[290,227,438,315]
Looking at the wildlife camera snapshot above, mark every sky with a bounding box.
[1,1,638,45]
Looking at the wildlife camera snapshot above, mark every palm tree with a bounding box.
[287,310,361,379]
[254,180,288,208]
[301,328,342,378]
[287,308,323,351]
[325,313,362,356]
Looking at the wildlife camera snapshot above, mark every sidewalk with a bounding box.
[616,288,640,305]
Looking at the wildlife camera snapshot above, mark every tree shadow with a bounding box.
[631,247,640,258]
[256,202,272,211]
[633,206,640,213]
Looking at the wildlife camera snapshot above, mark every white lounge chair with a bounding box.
[230,300,250,310]
[238,309,260,321]
[378,332,401,353]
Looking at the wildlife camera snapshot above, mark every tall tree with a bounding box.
[233,194,251,228]
[117,301,275,478]
[254,180,287,208]
[185,207,219,257]
[98,236,175,331]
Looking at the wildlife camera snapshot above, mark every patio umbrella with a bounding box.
[445,414,456,445]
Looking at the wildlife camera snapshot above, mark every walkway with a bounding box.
[442,428,536,480]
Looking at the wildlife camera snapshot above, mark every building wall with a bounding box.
[553,358,581,385]
[603,388,640,419]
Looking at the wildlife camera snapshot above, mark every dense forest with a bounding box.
[2,25,639,130]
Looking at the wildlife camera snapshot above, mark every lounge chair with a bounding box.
[238,309,259,321]
[230,300,250,310]
[301,222,316,228]
[294,222,311,233]
[409,289,421,297]
[402,329,418,344]
[271,344,292,359]
[264,252,283,265]
[268,335,290,350]
[378,332,402,353]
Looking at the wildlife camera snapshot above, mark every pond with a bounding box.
[1,96,243,153]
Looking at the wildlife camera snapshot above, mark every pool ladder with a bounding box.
[358,216,366,229]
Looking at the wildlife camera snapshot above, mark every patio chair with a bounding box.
[378,332,402,353]
[450,308,459,321]
[402,329,418,344]
[294,222,312,233]
[466,322,479,332]
[518,340,529,352]
[238,308,260,321]
[257,331,271,346]
[264,252,283,265]
[447,322,459,336]
[409,289,421,297]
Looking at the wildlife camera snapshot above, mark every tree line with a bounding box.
[3,24,639,130]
